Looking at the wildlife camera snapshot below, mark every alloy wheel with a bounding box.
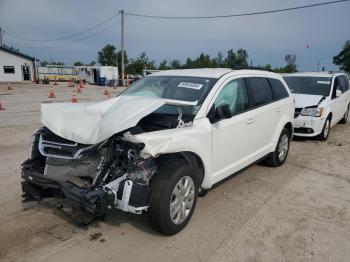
[170,176,195,225]
[278,134,289,162]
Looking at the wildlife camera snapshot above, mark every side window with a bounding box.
[245,77,273,107]
[332,77,340,99]
[268,78,289,101]
[341,76,349,92]
[338,76,346,92]
[214,78,249,116]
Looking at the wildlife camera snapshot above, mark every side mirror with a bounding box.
[208,103,231,123]
[336,89,342,97]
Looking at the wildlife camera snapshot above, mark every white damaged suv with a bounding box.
[22,69,294,235]
[284,72,350,140]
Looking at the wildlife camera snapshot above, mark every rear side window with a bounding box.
[268,78,289,100]
[341,76,349,91]
[245,77,273,107]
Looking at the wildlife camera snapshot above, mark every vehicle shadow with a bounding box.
[24,199,164,236]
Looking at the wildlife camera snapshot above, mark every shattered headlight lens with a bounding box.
[301,107,323,117]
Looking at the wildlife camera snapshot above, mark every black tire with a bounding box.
[264,128,290,167]
[147,159,199,235]
[339,104,349,124]
[318,116,331,141]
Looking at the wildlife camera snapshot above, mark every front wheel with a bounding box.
[147,159,198,235]
[318,116,331,141]
[339,104,349,124]
[264,127,290,167]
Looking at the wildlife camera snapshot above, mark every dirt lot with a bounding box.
[0,82,350,262]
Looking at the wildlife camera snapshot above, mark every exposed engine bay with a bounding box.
[21,105,194,215]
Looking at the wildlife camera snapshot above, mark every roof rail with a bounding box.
[231,66,273,72]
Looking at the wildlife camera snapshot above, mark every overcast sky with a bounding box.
[0,0,349,71]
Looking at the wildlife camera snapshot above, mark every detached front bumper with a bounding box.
[21,159,150,215]
[293,116,326,137]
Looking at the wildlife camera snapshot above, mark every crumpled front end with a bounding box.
[21,127,156,215]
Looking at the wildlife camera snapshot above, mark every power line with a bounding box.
[125,0,350,19]
[4,20,120,49]
[3,12,119,42]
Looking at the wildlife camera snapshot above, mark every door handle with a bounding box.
[275,107,281,113]
[246,117,255,125]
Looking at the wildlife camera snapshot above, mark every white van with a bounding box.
[284,72,350,140]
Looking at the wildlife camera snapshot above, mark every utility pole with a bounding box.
[120,10,125,86]
[0,27,3,46]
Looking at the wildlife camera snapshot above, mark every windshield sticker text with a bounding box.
[178,82,203,90]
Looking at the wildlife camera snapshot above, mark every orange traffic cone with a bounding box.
[48,89,56,98]
[104,89,109,96]
[76,86,82,93]
[7,82,13,91]
[53,77,58,85]
[0,102,5,110]
[72,91,78,103]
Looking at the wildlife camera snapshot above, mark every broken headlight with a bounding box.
[301,107,324,117]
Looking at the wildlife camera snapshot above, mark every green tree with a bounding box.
[213,51,225,67]
[284,54,297,73]
[170,59,182,69]
[262,64,273,71]
[184,58,193,68]
[126,52,155,74]
[159,60,172,70]
[236,48,249,67]
[98,44,117,66]
[225,48,249,68]
[333,40,350,73]
[191,53,213,68]
[225,49,237,68]
[74,61,84,66]
[89,61,97,66]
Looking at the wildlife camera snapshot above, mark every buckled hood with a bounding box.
[292,93,325,108]
[41,95,166,144]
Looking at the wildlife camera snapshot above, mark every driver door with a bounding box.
[210,78,256,184]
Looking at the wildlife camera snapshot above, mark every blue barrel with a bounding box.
[99,77,106,86]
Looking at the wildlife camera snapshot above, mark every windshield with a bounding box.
[121,75,217,118]
[121,75,216,104]
[283,76,332,96]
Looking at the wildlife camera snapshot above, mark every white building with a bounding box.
[0,46,37,82]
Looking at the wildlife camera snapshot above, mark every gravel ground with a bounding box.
[0,82,350,262]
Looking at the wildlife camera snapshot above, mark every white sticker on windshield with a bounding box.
[317,81,331,84]
[178,82,203,90]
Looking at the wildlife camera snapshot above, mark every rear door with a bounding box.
[331,76,346,123]
[341,75,350,110]
[244,77,278,152]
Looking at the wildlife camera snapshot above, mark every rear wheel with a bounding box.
[264,128,290,167]
[318,116,331,141]
[339,104,349,124]
[147,159,198,235]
